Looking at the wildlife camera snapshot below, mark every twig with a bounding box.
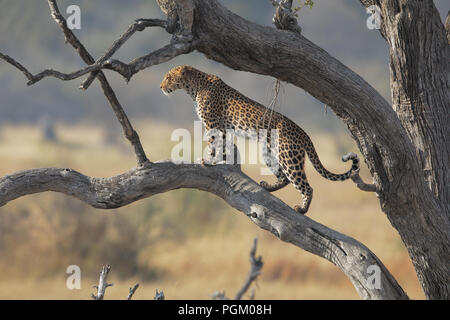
[350,172,378,192]
[91,265,113,300]
[211,291,229,300]
[127,284,140,300]
[0,52,35,82]
[154,289,165,300]
[340,152,377,192]
[80,18,167,90]
[0,52,101,85]
[249,288,256,300]
[234,238,263,300]
[270,0,302,33]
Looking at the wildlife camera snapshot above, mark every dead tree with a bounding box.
[0,0,448,300]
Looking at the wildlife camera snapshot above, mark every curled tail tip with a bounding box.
[341,152,360,172]
[341,152,358,162]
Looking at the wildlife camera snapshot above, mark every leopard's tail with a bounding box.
[305,139,360,181]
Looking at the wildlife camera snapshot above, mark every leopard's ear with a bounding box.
[180,65,196,77]
[180,65,190,76]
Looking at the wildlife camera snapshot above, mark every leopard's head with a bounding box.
[160,65,197,96]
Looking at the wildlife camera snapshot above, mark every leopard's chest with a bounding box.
[193,96,221,124]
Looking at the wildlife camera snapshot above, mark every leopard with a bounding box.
[160,65,360,214]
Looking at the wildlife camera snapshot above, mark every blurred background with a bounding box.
[0,0,447,299]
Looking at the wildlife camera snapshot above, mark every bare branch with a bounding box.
[154,289,165,300]
[0,41,195,86]
[211,291,229,300]
[0,52,101,85]
[234,238,263,300]
[350,172,377,193]
[0,163,408,300]
[127,284,140,300]
[103,41,196,82]
[80,18,167,90]
[339,152,377,192]
[0,52,36,82]
[270,0,302,33]
[45,0,149,166]
[92,265,113,300]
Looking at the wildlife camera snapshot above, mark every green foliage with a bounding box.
[293,0,314,17]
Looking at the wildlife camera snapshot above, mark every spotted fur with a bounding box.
[160,65,360,214]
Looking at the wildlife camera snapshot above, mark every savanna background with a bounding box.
[0,0,448,299]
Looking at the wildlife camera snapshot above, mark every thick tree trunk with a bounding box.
[361,0,450,300]
[157,0,449,298]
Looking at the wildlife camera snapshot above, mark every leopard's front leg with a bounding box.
[201,128,226,166]
[201,134,217,166]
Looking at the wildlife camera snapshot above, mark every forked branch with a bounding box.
[80,18,167,90]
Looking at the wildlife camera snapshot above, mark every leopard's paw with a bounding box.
[201,159,215,167]
[294,205,307,215]
[260,181,271,190]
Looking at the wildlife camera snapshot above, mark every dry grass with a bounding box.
[0,121,424,299]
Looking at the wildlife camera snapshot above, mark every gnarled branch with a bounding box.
[0,162,408,300]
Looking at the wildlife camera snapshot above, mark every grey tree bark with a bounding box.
[0,0,448,299]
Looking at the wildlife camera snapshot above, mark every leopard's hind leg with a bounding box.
[293,181,313,215]
[260,169,290,192]
[278,149,313,215]
[259,136,289,192]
